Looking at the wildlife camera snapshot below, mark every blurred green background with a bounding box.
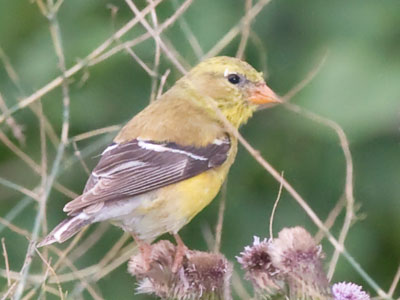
[0,0,399,299]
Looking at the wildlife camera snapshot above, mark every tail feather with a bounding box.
[37,214,93,247]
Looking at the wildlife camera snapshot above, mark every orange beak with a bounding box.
[249,83,281,104]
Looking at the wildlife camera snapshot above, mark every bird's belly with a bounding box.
[113,168,226,241]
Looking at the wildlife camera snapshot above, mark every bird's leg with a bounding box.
[131,232,152,271]
[172,233,188,272]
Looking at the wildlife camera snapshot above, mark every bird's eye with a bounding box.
[227,73,241,85]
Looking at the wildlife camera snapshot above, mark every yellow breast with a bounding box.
[117,138,238,241]
[172,167,227,220]
[128,167,225,240]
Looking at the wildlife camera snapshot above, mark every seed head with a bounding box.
[238,227,331,299]
[237,236,284,295]
[129,240,232,300]
[268,227,330,299]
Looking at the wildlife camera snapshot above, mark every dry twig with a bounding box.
[315,196,346,243]
[0,93,25,144]
[124,0,189,74]
[1,238,11,287]
[236,0,253,59]
[0,0,165,124]
[269,172,284,239]
[0,130,77,199]
[203,0,273,59]
[171,0,204,59]
[148,0,162,103]
[388,265,400,298]
[0,218,31,238]
[34,248,64,300]
[214,180,228,253]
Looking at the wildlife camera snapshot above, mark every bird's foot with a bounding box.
[131,232,152,271]
[172,233,188,273]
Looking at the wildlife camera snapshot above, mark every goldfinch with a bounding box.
[39,56,280,267]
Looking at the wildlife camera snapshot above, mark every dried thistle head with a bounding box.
[238,227,331,300]
[269,227,330,299]
[184,250,232,299]
[332,282,370,300]
[128,240,232,300]
[237,236,284,295]
[129,240,176,297]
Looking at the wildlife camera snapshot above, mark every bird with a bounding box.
[38,56,281,269]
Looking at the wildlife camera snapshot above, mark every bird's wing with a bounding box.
[64,136,231,215]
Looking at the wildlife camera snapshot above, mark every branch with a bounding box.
[124,0,189,74]
[0,0,165,124]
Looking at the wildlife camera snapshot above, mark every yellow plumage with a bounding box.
[39,56,280,251]
[129,167,231,240]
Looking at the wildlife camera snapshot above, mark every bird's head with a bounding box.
[181,56,281,128]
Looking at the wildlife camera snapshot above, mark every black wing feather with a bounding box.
[65,137,230,214]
